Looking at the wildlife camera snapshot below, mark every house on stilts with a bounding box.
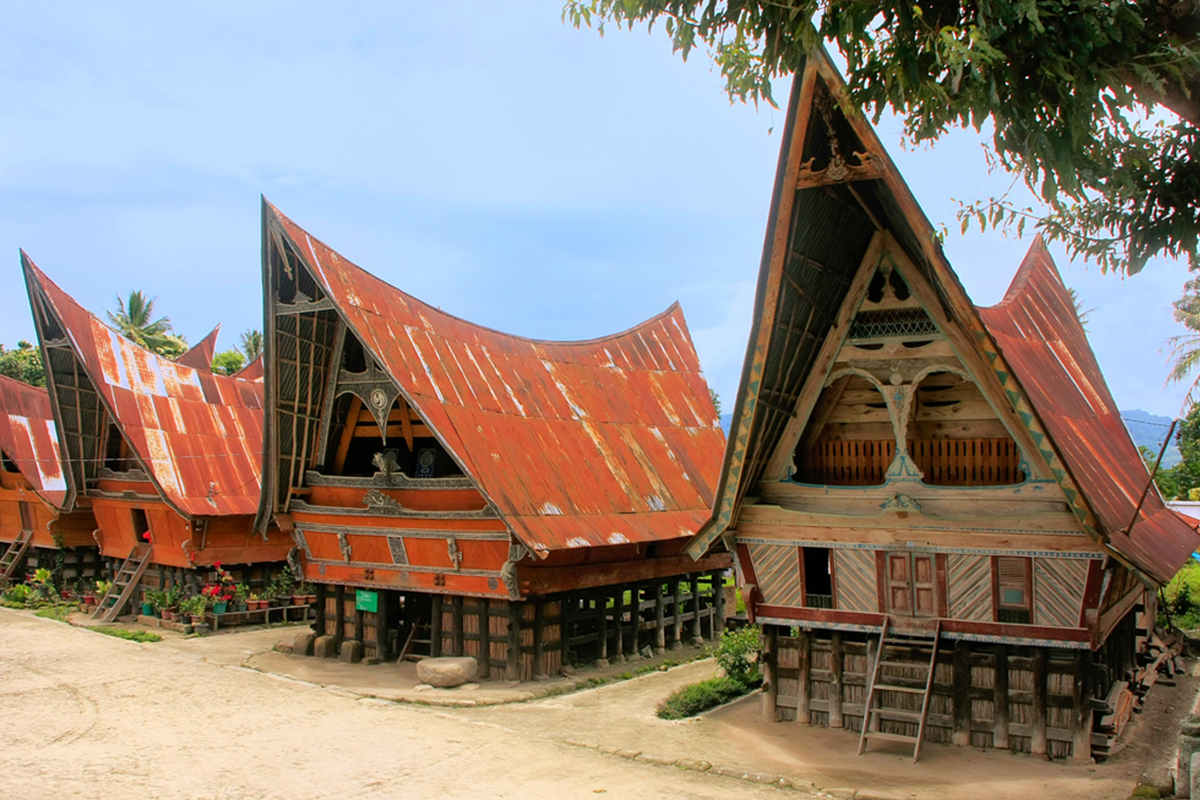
[0,374,100,584]
[22,252,294,621]
[256,200,731,678]
[686,45,1200,762]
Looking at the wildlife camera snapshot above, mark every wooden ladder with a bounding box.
[0,529,33,582]
[858,618,942,763]
[399,614,433,661]
[91,544,152,623]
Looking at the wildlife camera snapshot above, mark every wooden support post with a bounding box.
[477,599,490,680]
[596,590,608,664]
[797,628,812,724]
[763,625,778,721]
[1032,648,1048,756]
[713,569,726,636]
[629,585,640,656]
[952,640,971,746]
[614,587,625,663]
[452,595,464,656]
[654,581,666,655]
[830,631,844,729]
[430,594,443,657]
[671,579,684,650]
[507,601,521,681]
[993,644,1010,750]
[376,591,390,661]
[690,573,702,644]
[333,585,345,651]
[533,598,546,676]
[1072,650,1093,762]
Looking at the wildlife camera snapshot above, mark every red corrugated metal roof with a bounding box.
[978,237,1200,584]
[267,202,725,556]
[24,256,264,518]
[0,374,69,508]
[175,324,220,372]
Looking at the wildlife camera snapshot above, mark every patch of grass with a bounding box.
[656,676,757,720]
[635,664,656,676]
[585,676,609,687]
[617,671,633,680]
[92,627,162,643]
[35,605,71,622]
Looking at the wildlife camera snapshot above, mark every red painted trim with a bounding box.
[736,542,760,621]
[875,549,887,613]
[940,617,1090,643]
[757,604,885,628]
[827,546,838,610]
[935,552,949,618]
[1080,558,1103,627]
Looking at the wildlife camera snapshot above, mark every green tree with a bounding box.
[107,291,187,358]
[1168,277,1200,405]
[0,341,45,387]
[566,1,1200,275]
[211,349,246,375]
[1155,405,1200,499]
[238,329,264,361]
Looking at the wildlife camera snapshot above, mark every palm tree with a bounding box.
[107,291,187,358]
[1167,277,1200,406]
[239,329,264,361]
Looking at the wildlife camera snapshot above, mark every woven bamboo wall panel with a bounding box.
[947,553,992,622]
[747,543,802,607]
[1033,557,1088,628]
[833,548,878,612]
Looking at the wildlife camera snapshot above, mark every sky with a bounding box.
[0,2,1193,422]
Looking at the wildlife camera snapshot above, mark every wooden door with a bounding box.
[886,553,937,618]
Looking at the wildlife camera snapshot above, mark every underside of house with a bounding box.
[258,201,732,677]
[687,46,1200,761]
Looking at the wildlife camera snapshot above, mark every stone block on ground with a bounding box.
[294,631,315,656]
[313,635,336,659]
[339,639,363,664]
[416,656,478,687]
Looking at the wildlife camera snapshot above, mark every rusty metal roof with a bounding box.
[175,324,220,372]
[265,202,726,556]
[978,238,1200,584]
[0,374,69,508]
[23,255,264,518]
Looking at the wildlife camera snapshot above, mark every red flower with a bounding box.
[213,561,222,568]
[142,532,151,541]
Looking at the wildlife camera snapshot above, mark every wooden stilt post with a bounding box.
[671,579,683,650]
[507,601,521,681]
[314,583,327,634]
[619,587,628,662]
[376,590,390,661]
[430,595,443,657]
[533,598,546,676]
[713,569,726,636]
[830,631,844,728]
[994,644,1010,750]
[596,590,608,665]
[452,595,464,656]
[797,628,811,723]
[1072,650,1093,762]
[1032,648,1048,756]
[763,625,778,721]
[333,585,345,652]
[629,584,641,656]
[478,599,491,680]
[952,640,971,746]
[690,573,703,644]
[654,581,666,655]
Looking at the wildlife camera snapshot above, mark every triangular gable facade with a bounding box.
[258,201,725,558]
[22,252,265,519]
[688,44,1196,588]
[0,374,70,509]
[174,324,221,372]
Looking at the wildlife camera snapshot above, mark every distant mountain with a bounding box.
[1122,409,1182,468]
[719,408,1183,468]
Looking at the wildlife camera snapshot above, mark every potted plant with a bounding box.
[94,580,112,604]
[181,595,206,625]
[202,584,231,615]
[140,590,156,617]
[233,583,249,612]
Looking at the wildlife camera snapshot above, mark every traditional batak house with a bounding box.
[686,46,1200,762]
[0,374,99,583]
[21,252,293,621]
[256,200,730,678]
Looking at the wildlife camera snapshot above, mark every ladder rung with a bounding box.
[864,731,919,744]
[879,661,931,670]
[869,708,923,722]
[873,683,925,693]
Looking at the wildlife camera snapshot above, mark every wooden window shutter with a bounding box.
[996,557,1030,609]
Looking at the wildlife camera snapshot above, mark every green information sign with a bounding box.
[355,590,378,613]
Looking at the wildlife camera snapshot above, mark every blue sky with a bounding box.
[0,2,1192,420]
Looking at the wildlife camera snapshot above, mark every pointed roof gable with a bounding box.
[262,201,725,556]
[174,324,221,372]
[688,43,1197,585]
[979,239,1200,583]
[0,375,69,508]
[21,252,264,518]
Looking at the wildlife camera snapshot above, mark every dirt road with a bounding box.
[0,610,780,800]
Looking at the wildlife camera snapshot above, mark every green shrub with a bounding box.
[1161,561,1200,630]
[656,677,753,719]
[713,625,762,685]
[3,584,35,606]
[92,627,162,643]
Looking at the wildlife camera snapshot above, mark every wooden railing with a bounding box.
[799,437,1023,487]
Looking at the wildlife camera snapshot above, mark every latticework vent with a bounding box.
[848,308,938,340]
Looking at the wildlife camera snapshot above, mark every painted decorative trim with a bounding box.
[304,469,477,491]
[737,537,1103,560]
[289,499,496,520]
[294,521,510,541]
[303,556,498,578]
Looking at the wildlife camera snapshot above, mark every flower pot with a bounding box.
[213,602,228,615]
[237,602,248,612]
[141,602,154,616]
[256,599,268,610]
[163,610,176,622]
[83,594,95,605]
[308,594,317,605]
[190,614,205,625]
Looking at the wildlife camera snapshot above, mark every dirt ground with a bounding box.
[1,608,1192,800]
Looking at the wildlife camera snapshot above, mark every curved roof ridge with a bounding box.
[264,200,686,354]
